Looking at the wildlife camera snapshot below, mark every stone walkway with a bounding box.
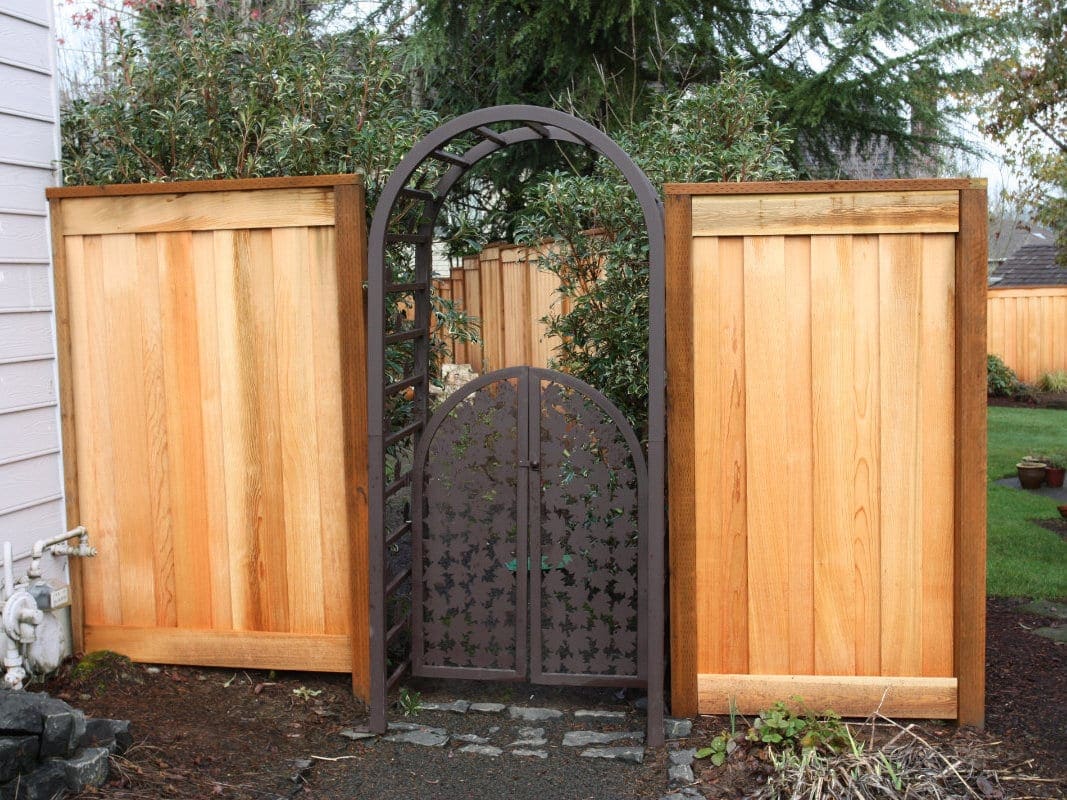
[339,700,702,800]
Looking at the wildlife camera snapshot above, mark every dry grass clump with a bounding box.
[753,716,1020,800]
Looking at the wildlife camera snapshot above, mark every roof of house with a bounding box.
[989,243,1067,287]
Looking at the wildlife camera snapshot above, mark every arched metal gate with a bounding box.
[366,106,666,746]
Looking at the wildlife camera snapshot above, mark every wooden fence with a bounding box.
[987,287,1067,383]
[434,243,568,371]
[47,176,370,698]
[665,180,987,725]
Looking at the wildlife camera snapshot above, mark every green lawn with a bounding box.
[986,406,1067,600]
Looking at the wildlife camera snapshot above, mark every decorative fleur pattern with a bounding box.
[416,370,640,681]
[536,380,640,677]
[420,378,520,670]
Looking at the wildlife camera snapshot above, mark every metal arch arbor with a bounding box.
[366,105,666,746]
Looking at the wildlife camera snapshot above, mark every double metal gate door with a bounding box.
[412,367,648,686]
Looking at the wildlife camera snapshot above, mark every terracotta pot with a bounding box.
[1046,467,1066,488]
[1017,462,1048,490]
[1059,504,1067,520]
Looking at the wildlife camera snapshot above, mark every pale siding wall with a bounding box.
[0,0,65,568]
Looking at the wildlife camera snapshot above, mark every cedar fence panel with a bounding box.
[47,176,370,698]
[987,287,1067,383]
[666,180,987,725]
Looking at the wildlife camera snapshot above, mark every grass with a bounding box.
[986,406,1067,600]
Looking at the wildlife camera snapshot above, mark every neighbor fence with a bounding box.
[47,176,370,698]
[987,286,1067,383]
[433,243,568,371]
[665,180,987,726]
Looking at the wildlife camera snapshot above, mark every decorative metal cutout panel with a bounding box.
[533,379,641,680]
[415,376,523,676]
[413,367,645,685]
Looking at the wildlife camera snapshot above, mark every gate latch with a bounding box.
[518,460,540,471]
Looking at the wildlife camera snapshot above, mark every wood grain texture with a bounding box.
[55,180,368,680]
[334,183,370,700]
[664,193,695,716]
[60,188,337,236]
[83,626,352,672]
[921,235,957,678]
[697,674,958,718]
[694,237,749,678]
[664,179,976,196]
[692,192,960,236]
[47,174,362,199]
[49,199,85,651]
[743,236,790,675]
[878,235,924,677]
[956,187,988,727]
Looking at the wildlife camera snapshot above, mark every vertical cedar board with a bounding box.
[664,193,697,716]
[955,186,987,727]
[336,183,371,701]
[49,197,85,652]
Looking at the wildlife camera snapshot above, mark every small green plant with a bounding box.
[695,731,737,766]
[746,702,849,752]
[1039,370,1067,392]
[1036,452,1067,469]
[292,686,322,701]
[396,687,422,717]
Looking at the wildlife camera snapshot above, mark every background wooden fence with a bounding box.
[433,243,568,371]
[987,287,1067,383]
[665,180,987,725]
[48,176,370,698]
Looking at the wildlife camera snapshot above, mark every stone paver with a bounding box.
[421,700,471,714]
[668,764,696,785]
[382,729,449,747]
[452,733,491,744]
[574,709,627,721]
[469,702,507,714]
[457,744,502,757]
[664,718,693,739]
[579,746,644,764]
[1034,625,1067,643]
[1019,599,1067,620]
[511,748,549,759]
[508,706,564,722]
[669,749,696,766]
[563,730,644,747]
[339,729,376,741]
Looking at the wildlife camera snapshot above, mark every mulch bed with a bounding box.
[31,597,1066,799]
[988,390,1067,410]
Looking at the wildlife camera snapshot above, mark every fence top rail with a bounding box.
[664,178,983,196]
[988,286,1067,297]
[46,173,363,200]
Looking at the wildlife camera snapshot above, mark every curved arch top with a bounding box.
[366,105,666,748]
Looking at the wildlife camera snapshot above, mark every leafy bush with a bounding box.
[515,73,795,434]
[696,701,849,767]
[1038,370,1067,393]
[60,0,437,203]
[987,354,1023,397]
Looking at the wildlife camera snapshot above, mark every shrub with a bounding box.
[1038,370,1067,393]
[60,0,437,205]
[515,73,795,434]
[987,354,1022,397]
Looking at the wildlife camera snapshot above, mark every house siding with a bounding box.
[0,0,66,570]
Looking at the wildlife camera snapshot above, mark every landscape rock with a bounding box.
[664,718,693,739]
[1033,625,1067,643]
[669,749,696,766]
[510,748,548,759]
[469,703,506,714]
[574,709,627,721]
[382,729,449,747]
[1018,600,1067,620]
[0,738,36,783]
[421,700,470,714]
[63,747,111,792]
[0,760,67,800]
[339,729,377,741]
[508,706,563,722]
[456,744,502,757]
[579,746,644,764]
[452,733,491,744]
[668,763,696,785]
[563,730,644,747]
[80,717,132,754]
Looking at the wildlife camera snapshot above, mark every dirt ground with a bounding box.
[33,596,1065,800]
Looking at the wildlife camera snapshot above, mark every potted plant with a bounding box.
[1017,458,1048,490]
[1042,454,1067,488]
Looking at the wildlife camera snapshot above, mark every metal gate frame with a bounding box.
[366,106,666,746]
